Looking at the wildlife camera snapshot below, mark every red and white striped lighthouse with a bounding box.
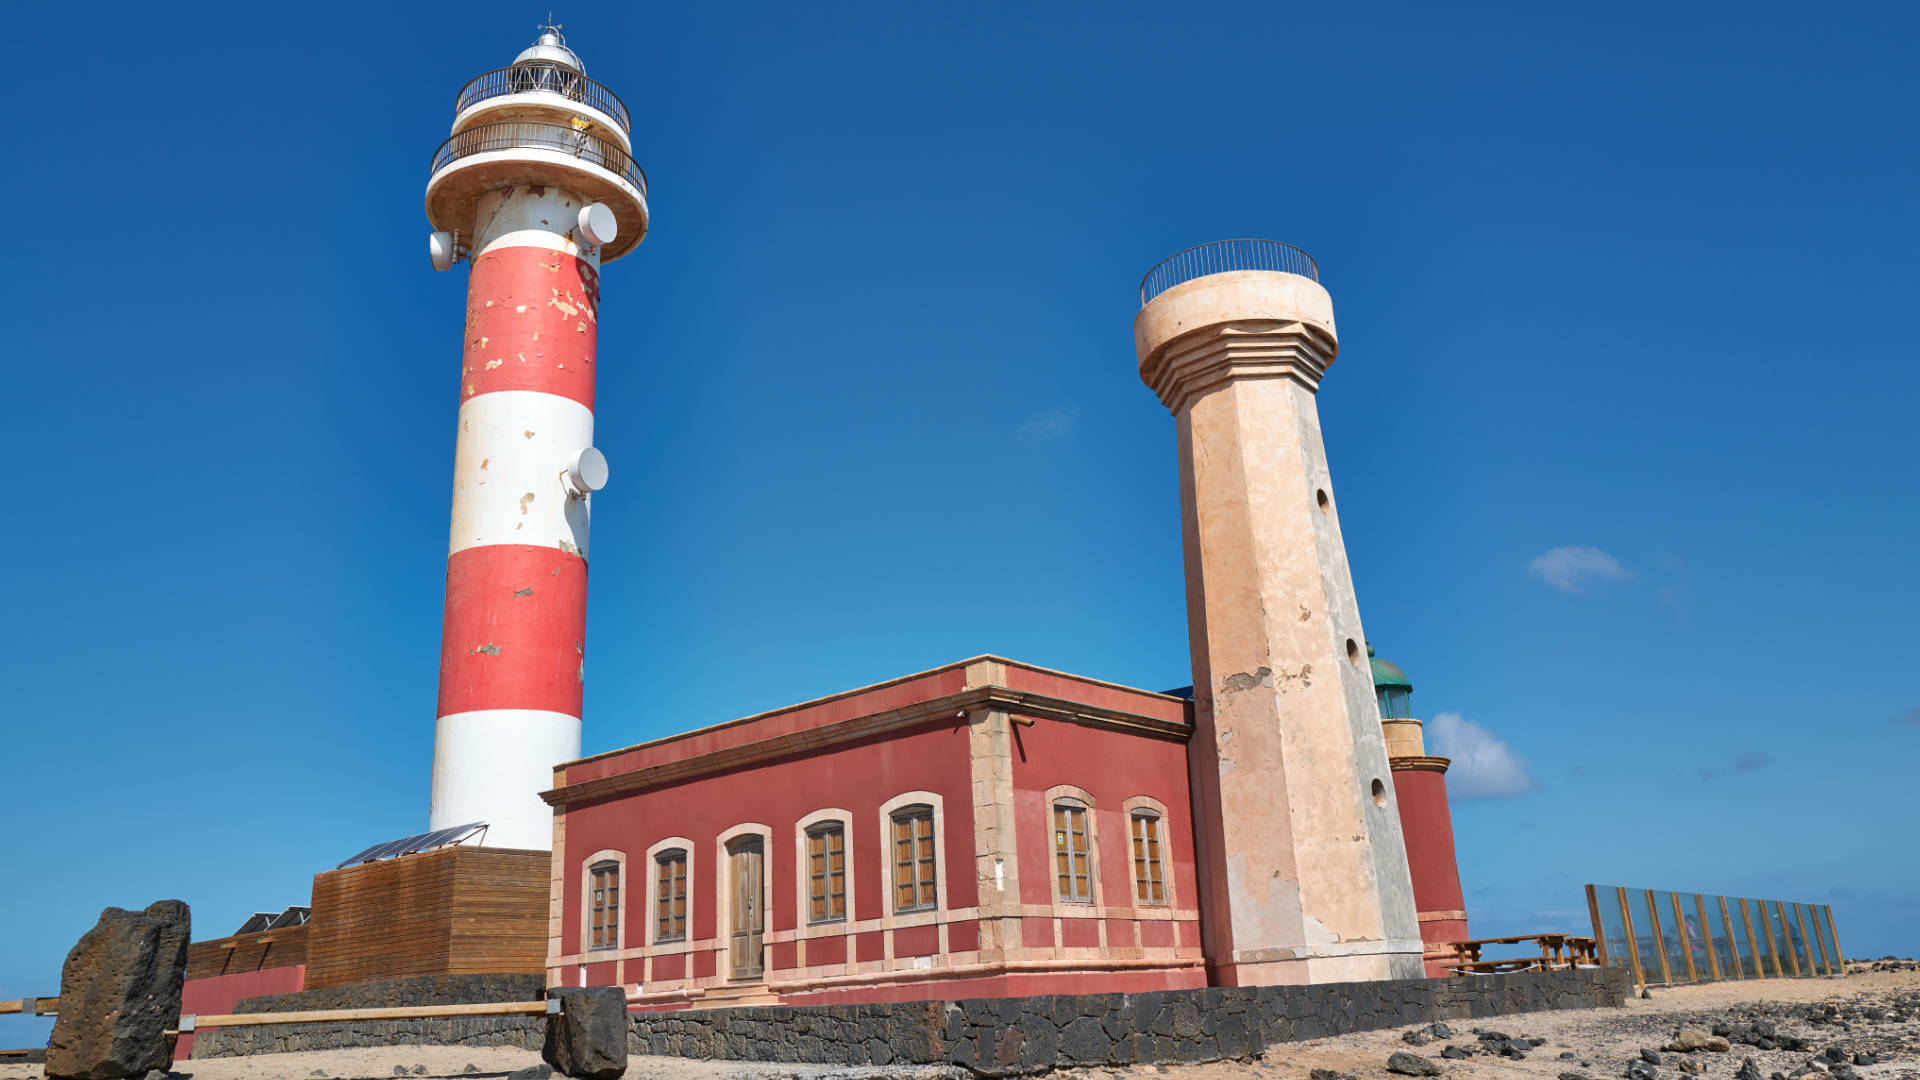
[423,26,648,851]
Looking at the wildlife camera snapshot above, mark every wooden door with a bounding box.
[728,837,764,979]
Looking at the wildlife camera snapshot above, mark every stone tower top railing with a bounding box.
[1139,238,1319,305]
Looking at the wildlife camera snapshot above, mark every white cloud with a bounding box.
[1428,711,1537,800]
[1526,545,1633,593]
[1017,405,1080,442]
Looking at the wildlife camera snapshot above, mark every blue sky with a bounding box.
[3,0,1915,1037]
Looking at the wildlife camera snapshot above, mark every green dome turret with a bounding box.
[1367,642,1414,719]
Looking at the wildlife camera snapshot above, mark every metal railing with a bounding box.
[429,121,648,198]
[454,62,631,133]
[1139,239,1319,305]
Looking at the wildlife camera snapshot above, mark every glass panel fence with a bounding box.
[1630,888,1671,983]
[1798,902,1818,973]
[1595,886,1631,971]
[1586,884,1840,987]
[1662,892,1695,982]
[1766,895,1797,972]
[1807,904,1832,975]
[1728,891,1758,976]
[1704,891,1735,976]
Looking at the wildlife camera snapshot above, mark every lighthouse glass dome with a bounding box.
[1369,646,1413,719]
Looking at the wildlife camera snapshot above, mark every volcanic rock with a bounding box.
[542,986,628,1079]
[45,901,191,1080]
[1387,1052,1442,1077]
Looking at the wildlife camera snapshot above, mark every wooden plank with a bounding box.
[192,1001,549,1028]
[1774,902,1802,976]
[1824,906,1845,970]
[1809,904,1834,975]
[1644,890,1673,986]
[187,925,309,981]
[1695,894,1722,981]
[1617,887,1646,989]
[1585,885,1609,968]
[305,846,549,989]
[1751,899,1774,976]
[1670,892,1699,983]
[1796,904,1823,976]
[1756,899,1783,977]
[1717,896,1742,979]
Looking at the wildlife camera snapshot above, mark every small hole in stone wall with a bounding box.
[1317,489,1330,512]
[1371,778,1388,807]
[1346,639,1360,664]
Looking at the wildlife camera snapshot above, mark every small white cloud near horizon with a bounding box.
[1017,404,1080,442]
[1429,711,1537,800]
[1527,545,1633,593]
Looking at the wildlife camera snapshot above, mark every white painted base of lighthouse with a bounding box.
[431,708,582,851]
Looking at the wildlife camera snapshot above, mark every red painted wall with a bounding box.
[176,965,305,1059]
[1392,766,1469,976]
[1007,714,1199,921]
[560,717,975,967]
[1392,769,1466,917]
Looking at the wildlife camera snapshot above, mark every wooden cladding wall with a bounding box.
[304,848,550,989]
[185,925,309,981]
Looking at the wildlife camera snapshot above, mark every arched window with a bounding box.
[1053,799,1094,903]
[890,805,937,913]
[653,848,688,942]
[1130,810,1167,906]
[587,860,621,949]
[806,821,847,924]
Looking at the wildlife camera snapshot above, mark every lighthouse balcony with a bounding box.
[452,62,631,150]
[1138,238,1320,305]
[426,120,650,260]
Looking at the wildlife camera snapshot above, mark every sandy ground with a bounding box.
[5,968,1916,1080]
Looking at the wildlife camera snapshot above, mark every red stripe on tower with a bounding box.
[437,544,589,719]
[460,245,602,409]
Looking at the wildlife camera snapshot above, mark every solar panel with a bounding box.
[266,906,311,930]
[234,912,278,934]
[336,822,488,868]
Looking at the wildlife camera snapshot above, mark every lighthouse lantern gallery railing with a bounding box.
[429,120,649,198]
[1585,884,1843,988]
[454,61,632,132]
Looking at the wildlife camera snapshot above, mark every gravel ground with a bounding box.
[4,966,1915,1080]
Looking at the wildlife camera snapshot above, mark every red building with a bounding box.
[542,658,1209,1007]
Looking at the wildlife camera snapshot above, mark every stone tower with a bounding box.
[1134,240,1423,984]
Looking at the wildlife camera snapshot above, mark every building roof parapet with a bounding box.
[559,654,1190,775]
[545,679,1194,807]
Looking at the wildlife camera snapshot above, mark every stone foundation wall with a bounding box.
[630,967,1632,1075]
[191,967,1631,1072]
[190,974,547,1058]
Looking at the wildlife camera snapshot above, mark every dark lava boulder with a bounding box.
[46,901,190,1080]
